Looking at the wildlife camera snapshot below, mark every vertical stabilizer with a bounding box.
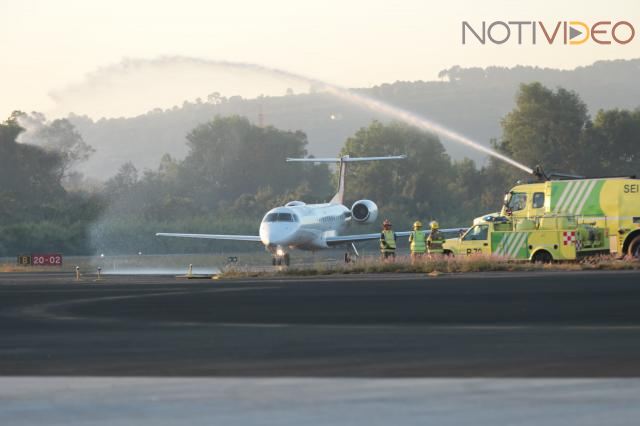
[286,155,406,205]
[330,157,348,204]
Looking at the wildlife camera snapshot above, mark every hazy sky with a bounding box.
[1,0,639,118]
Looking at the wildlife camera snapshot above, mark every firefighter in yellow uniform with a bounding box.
[427,220,445,257]
[380,219,397,260]
[408,221,427,261]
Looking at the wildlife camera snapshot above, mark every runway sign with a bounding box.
[17,254,63,266]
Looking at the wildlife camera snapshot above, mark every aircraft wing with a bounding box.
[156,233,262,242]
[325,231,412,245]
[325,228,467,246]
[436,228,469,236]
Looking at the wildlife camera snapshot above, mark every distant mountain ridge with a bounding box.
[69,58,640,179]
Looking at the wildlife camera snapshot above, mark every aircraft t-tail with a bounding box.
[156,155,465,265]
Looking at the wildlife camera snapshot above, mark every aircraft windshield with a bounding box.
[264,212,298,222]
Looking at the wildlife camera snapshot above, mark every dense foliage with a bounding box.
[91,116,332,253]
[0,112,103,255]
[493,83,640,182]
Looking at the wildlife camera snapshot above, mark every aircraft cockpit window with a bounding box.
[263,213,297,222]
[264,213,277,222]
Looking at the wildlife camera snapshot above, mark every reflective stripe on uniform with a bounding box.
[427,231,444,253]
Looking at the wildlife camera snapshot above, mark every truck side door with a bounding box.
[459,225,490,255]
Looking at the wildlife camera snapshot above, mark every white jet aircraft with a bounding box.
[156,155,464,265]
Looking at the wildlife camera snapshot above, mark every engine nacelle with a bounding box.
[351,200,379,224]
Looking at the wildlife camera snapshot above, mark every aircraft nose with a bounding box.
[260,227,272,246]
[260,223,297,246]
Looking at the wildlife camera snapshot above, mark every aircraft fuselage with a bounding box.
[259,203,352,251]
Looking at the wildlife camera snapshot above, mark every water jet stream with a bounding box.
[61,56,535,174]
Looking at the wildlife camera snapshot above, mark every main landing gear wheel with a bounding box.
[344,243,359,263]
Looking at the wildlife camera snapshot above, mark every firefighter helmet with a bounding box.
[383,219,392,228]
[430,220,439,230]
[413,221,422,229]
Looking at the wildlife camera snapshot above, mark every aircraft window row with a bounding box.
[264,213,299,222]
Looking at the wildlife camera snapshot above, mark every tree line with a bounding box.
[0,82,638,256]
[68,58,640,180]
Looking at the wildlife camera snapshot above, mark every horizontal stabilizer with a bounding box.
[156,233,261,242]
[286,155,406,163]
[287,155,406,204]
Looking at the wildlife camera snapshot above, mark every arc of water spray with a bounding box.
[324,87,533,174]
[64,56,534,174]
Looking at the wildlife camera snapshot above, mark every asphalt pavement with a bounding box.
[1,270,640,377]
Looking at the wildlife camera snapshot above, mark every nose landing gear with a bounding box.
[271,251,290,266]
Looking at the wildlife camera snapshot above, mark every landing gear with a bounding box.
[271,250,290,266]
[344,243,360,263]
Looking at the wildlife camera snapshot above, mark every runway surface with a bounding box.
[2,270,640,377]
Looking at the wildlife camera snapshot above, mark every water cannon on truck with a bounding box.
[444,165,640,261]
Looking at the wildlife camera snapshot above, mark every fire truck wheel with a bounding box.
[628,235,640,259]
[531,250,553,264]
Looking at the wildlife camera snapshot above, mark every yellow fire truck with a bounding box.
[502,176,640,258]
[443,215,608,262]
[444,173,640,261]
